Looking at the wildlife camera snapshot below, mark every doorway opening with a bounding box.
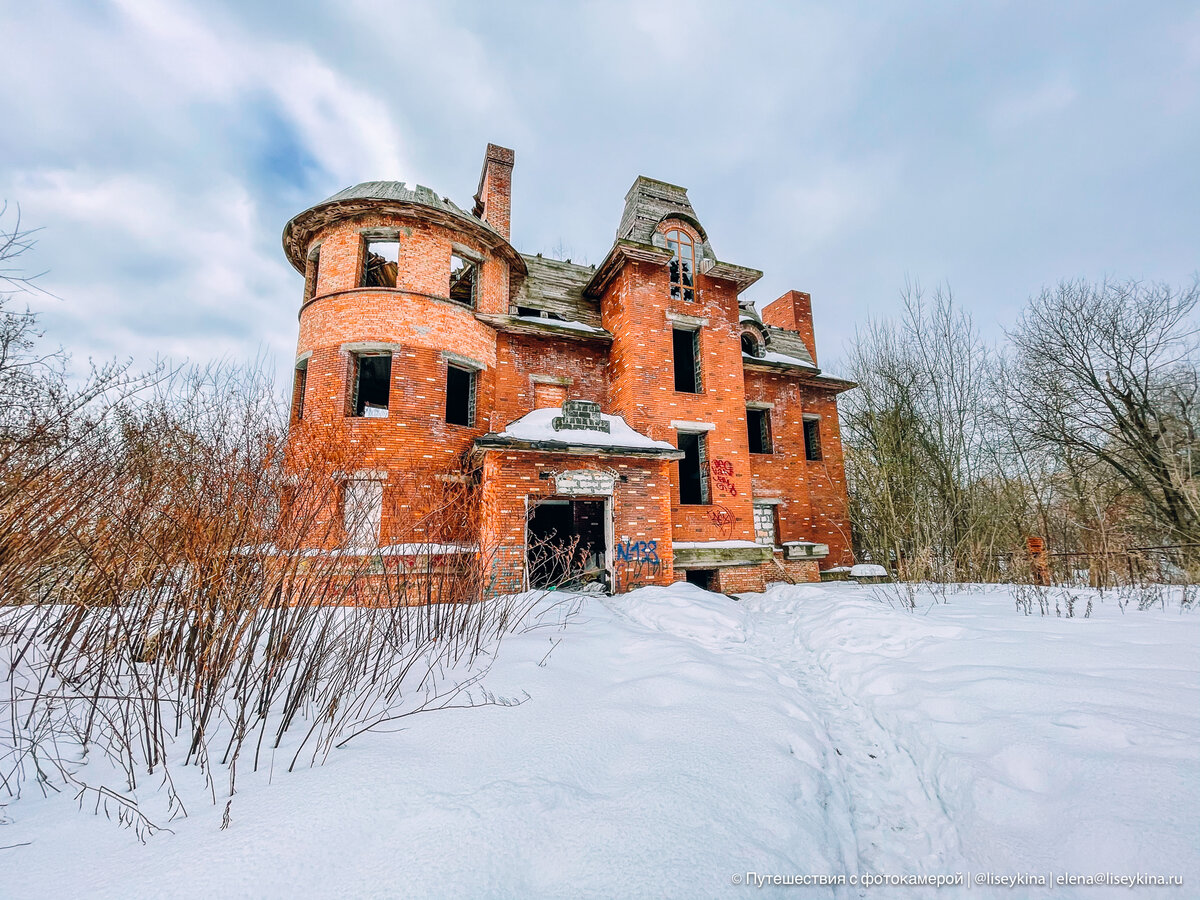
[684,568,717,591]
[527,498,608,590]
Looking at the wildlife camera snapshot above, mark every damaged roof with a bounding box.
[616,176,711,246]
[282,180,527,280]
[513,255,601,326]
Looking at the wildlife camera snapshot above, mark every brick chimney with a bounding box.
[761,290,817,365]
[472,143,514,240]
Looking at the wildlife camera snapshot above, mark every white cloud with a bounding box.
[987,77,1078,131]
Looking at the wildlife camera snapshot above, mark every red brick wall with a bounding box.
[741,369,853,568]
[307,213,509,315]
[478,144,514,240]
[797,385,853,567]
[478,450,675,593]
[713,564,767,594]
[761,290,817,365]
[599,222,758,547]
[289,212,511,547]
[492,332,609,429]
[774,554,821,584]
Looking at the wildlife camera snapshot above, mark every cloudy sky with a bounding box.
[2,0,1198,383]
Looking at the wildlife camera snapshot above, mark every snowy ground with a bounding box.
[3,582,1198,899]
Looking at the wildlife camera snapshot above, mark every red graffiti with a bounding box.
[710,458,737,496]
[708,504,736,538]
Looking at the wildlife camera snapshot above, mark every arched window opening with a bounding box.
[741,333,761,357]
[665,228,695,302]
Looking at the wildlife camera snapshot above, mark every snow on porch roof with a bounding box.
[477,408,680,455]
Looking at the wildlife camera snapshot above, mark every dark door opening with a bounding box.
[527,498,608,590]
[685,568,717,590]
[677,431,709,505]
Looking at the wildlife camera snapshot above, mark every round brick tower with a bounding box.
[281,149,524,548]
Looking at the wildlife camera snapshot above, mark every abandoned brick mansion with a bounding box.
[282,143,854,595]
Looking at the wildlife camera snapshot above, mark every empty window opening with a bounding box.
[292,362,308,421]
[527,498,608,590]
[741,333,761,357]
[515,305,540,317]
[304,247,321,304]
[666,228,695,302]
[445,364,477,427]
[362,238,399,288]
[803,417,823,461]
[747,408,772,454]
[677,431,710,505]
[343,479,383,548]
[685,568,716,590]
[449,254,478,306]
[351,353,391,417]
[673,327,701,393]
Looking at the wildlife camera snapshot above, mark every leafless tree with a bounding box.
[1004,279,1200,547]
[842,282,1019,580]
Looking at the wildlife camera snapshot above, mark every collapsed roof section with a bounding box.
[281,179,528,287]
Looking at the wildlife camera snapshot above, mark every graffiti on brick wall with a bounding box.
[615,538,662,587]
[708,504,736,539]
[710,458,737,496]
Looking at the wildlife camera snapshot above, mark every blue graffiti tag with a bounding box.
[615,539,658,564]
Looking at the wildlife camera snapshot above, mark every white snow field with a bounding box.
[3,583,1198,899]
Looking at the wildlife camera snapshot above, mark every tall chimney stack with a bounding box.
[761,290,817,365]
[472,143,514,240]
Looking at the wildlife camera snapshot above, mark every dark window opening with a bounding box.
[515,305,539,317]
[351,353,391,417]
[685,568,716,590]
[666,228,695,302]
[677,431,710,505]
[304,248,321,304]
[527,498,608,590]
[449,254,478,306]
[748,408,772,454]
[292,364,308,421]
[445,364,477,427]
[803,418,823,461]
[741,333,760,357]
[362,238,399,288]
[673,328,701,393]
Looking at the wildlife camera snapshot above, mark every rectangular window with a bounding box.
[343,479,383,548]
[449,254,478,306]
[303,247,321,304]
[361,238,399,288]
[292,362,308,421]
[677,431,710,505]
[445,364,477,427]
[351,353,391,417]
[672,327,701,393]
[803,417,823,461]
[747,408,772,454]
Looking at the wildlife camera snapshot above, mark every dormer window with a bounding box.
[665,228,695,302]
[741,333,761,357]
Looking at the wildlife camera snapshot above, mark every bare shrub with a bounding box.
[0,356,534,834]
